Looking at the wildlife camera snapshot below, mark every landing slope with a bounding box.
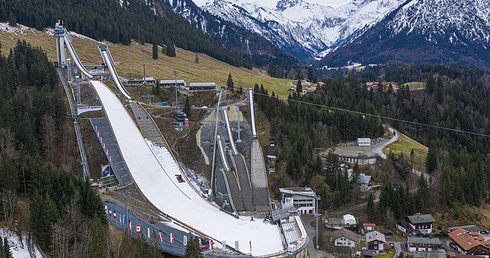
[90,80,283,256]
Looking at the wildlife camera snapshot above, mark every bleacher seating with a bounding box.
[282,220,302,245]
[90,117,132,185]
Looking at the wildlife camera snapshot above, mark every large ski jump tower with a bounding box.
[55,20,67,67]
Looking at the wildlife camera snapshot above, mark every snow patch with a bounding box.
[0,22,34,35]
[0,228,44,258]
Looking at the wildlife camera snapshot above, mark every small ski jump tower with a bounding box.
[55,20,67,67]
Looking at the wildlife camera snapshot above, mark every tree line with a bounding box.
[0,0,251,69]
[256,63,490,214]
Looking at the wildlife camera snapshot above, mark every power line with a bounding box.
[252,92,490,138]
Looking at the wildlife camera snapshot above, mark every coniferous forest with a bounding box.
[256,64,490,221]
[0,0,252,69]
[0,41,108,256]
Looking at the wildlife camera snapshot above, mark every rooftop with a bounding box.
[408,236,441,245]
[407,213,436,224]
[279,187,317,198]
[366,231,386,243]
[331,229,358,242]
[448,228,488,252]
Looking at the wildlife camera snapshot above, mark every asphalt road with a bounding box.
[301,215,335,258]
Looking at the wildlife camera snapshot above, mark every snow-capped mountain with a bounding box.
[320,0,490,69]
[186,0,406,61]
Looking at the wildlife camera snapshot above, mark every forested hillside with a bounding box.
[0,0,252,69]
[256,64,490,218]
[0,41,110,256]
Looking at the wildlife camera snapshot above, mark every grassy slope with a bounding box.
[0,24,292,96]
[383,133,428,171]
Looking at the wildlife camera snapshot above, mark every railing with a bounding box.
[56,67,91,179]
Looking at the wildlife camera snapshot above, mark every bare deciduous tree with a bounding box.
[40,114,56,162]
[1,189,17,223]
[385,208,395,229]
[0,128,16,157]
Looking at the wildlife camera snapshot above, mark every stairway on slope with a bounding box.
[130,103,168,148]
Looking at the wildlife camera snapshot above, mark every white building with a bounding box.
[407,237,441,252]
[343,214,357,226]
[366,231,386,252]
[331,229,358,248]
[159,79,186,87]
[279,187,318,215]
[357,138,371,147]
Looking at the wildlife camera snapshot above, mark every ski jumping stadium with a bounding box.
[54,21,309,257]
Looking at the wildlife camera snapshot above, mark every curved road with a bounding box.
[372,127,431,188]
[372,127,399,159]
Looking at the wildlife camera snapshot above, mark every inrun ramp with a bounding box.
[90,81,284,256]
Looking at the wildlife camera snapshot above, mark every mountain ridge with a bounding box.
[188,0,406,61]
[319,0,490,70]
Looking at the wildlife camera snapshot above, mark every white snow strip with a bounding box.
[91,81,284,256]
[0,228,43,258]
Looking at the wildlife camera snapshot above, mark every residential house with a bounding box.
[448,228,490,255]
[358,174,371,192]
[413,249,446,258]
[366,231,386,252]
[397,213,435,235]
[447,225,480,233]
[407,236,441,252]
[363,223,376,232]
[331,229,358,248]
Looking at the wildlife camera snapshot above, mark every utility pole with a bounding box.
[236,106,241,143]
[123,192,129,234]
[315,195,320,249]
[142,47,146,85]
[174,70,178,111]
[76,76,81,106]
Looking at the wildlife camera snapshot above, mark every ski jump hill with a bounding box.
[90,81,284,256]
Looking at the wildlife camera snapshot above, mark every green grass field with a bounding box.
[0,25,293,97]
[403,81,426,89]
[383,133,428,170]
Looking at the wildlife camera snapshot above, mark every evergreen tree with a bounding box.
[426,145,437,173]
[3,237,12,258]
[184,96,191,119]
[165,42,176,57]
[227,73,234,91]
[296,78,302,93]
[184,237,202,258]
[8,12,16,27]
[195,52,199,64]
[152,43,158,60]
[366,191,375,221]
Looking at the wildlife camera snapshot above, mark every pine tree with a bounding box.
[227,73,234,91]
[165,42,176,57]
[366,191,375,221]
[184,96,191,119]
[296,78,302,93]
[195,52,199,64]
[152,43,158,60]
[184,237,202,258]
[8,12,16,27]
[3,237,12,258]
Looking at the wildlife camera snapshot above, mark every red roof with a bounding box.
[448,228,489,252]
[363,223,376,227]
